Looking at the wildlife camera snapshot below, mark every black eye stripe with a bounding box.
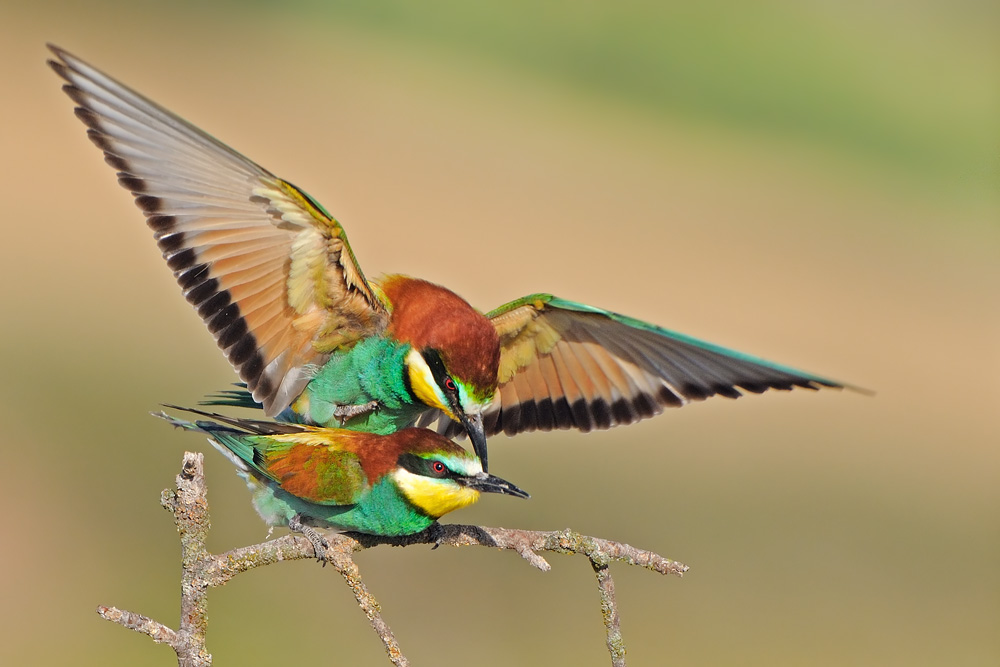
[398,453,456,479]
[421,348,458,397]
[421,348,448,383]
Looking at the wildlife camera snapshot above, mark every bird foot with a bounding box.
[333,400,381,426]
[427,522,444,550]
[288,514,330,564]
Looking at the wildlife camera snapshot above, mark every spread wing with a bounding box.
[418,294,845,437]
[49,46,388,416]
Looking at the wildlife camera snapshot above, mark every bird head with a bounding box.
[390,432,528,521]
[382,276,500,469]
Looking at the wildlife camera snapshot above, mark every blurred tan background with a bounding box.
[2,1,997,664]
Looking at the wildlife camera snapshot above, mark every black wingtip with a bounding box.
[46,44,75,77]
[46,57,66,78]
[795,374,874,397]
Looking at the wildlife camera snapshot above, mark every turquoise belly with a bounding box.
[282,336,424,435]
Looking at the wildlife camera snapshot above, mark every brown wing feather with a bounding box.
[50,46,389,416]
[260,437,367,506]
[417,296,845,438]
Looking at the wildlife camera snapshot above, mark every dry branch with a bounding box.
[97,452,688,666]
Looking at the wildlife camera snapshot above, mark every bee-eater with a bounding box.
[159,407,528,538]
[50,46,848,472]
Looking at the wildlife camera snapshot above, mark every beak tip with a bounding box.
[466,473,529,500]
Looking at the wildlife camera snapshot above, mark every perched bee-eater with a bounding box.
[159,407,528,539]
[51,46,848,472]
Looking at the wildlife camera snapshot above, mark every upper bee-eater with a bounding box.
[50,46,849,472]
[159,407,528,539]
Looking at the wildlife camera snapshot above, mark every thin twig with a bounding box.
[591,562,625,667]
[97,452,688,666]
[325,548,410,667]
[97,605,178,646]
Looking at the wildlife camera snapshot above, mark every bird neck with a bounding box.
[347,475,438,536]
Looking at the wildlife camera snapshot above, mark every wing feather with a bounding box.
[548,346,589,429]
[259,439,366,506]
[426,294,847,438]
[50,46,389,415]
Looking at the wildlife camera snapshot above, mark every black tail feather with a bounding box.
[160,404,305,436]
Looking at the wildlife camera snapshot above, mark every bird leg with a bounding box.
[427,522,444,550]
[288,514,330,564]
[333,400,381,426]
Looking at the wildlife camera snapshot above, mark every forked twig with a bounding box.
[98,452,688,666]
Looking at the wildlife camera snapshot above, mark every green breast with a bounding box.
[330,476,436,536]
[293,336,424,434]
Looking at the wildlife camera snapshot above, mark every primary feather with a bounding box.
[49,45,388,416]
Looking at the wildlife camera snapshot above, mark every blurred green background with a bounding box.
[2,0,997,664]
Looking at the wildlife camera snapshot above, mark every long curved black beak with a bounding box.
[459,411,489,472]
[461,471,529,499]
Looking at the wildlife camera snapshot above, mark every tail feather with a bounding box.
[158,404,305,435]
[155,405,302,480]
[199,386,261,410]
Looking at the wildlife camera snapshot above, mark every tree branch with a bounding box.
[592,562,625,667]
[98,452,689,666]
[160,453,211,667]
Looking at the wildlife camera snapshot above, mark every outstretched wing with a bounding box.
[49,46,388,416]
[420,294,845,437]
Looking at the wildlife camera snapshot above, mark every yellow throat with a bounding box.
[392,469,480,518]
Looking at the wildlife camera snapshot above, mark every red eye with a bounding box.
[443,377,457,392]
[431,461,447,475]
